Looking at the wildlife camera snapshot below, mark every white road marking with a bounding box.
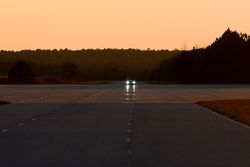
[1,129,8,133]
[18,123,24,126]
[126,138,131,143]
[32,118,36,121]
[126,150,133,155]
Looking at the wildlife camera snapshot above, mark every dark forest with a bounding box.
[1,29,250,83]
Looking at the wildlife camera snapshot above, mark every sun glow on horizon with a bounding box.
[1,0,250,51]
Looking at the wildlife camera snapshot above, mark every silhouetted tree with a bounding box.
[8,61,36,83]
[157,28,250,83]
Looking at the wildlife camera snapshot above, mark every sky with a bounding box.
[1,0,250,50]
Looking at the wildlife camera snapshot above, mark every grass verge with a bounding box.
[198,100,250,127]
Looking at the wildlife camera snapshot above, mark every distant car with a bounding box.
[126,80,136,85]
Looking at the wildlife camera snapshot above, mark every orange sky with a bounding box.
[1,0,250,50]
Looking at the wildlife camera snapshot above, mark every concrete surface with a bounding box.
[0,82,250,167]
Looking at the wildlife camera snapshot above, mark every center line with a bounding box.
[1,129,8,133]
[18,123,24,126]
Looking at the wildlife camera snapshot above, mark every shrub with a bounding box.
[8,61,36,83]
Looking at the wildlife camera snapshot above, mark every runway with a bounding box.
[0,83,250,166]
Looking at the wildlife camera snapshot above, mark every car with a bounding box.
[126,80,136,85]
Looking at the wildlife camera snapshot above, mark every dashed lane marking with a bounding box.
[126,150,133,155]
[18,123,24,127]
[1,129,8,133]
[126,138,131,143]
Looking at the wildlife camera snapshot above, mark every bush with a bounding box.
[8,61,36,83]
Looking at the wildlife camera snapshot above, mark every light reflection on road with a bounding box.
[125,85,136,103]
[125,85,136,94]
[5,83,250,104]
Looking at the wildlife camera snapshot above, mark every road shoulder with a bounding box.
[198,99,250,127]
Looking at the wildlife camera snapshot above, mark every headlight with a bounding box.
[133,81,136,84]
[126,80,130,85]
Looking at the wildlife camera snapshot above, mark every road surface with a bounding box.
[0,83,250,167]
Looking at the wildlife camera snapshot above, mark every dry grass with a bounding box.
[198,100,250,126]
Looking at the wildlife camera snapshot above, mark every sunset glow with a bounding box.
[1,0,250,50]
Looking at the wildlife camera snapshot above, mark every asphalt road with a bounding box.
[0,83,250,167]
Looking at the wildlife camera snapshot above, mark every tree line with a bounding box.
[0,49,177,83]
[1,29,250,83]
[156,29,250,83]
